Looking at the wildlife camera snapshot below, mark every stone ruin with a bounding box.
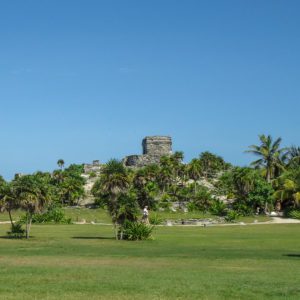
[82,136,172,172]
[123,136,172,167]
[83,160,102,174]
[79,136,172,206]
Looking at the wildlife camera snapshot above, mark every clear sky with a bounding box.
[0,0,300,179]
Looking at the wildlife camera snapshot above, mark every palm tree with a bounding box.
[159,156,173,192]
[246,134,285,183]
[199,152,226,179]
[187,159,202,195]
[285,146,300,169]
[232,167,274,213]
[11,174,51,239]
[0,181,16,228]
[273,169,300,209]
[57,159,65,170]
[97,159,130,239]
[60,177,85,205]
[232,167,258,199]
[171,151,185,182]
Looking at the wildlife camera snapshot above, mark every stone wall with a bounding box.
[123,136,172,168]
[142,136,172,156]
[83,160,102,174]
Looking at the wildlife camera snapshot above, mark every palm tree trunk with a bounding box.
[266,168,271,183]
[264,201,268,214]
[26,214,29,239]
[8,209,14,228]
[114,222,118,240]
[26,213,32,239]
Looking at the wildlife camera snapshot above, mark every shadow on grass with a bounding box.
[283,254,300,258]
[72,236,114,240]
[0,236,33,239]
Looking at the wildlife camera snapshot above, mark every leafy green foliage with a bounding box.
[231,167,274,215]
[123,221,154,240]
[246,134,285,182]
[273,168,300,209]
[91,159,140,239]
[149,213,163,225]
[225,210,239,222]
[247,178,274,208]
[6,222,25,239]
[89,171,97,178]
[19,204,71,224]
[210,199,227,216]
[214,171,235,197]
[286,209,300,219]
[199,151,231,178]
[189,186,213,212]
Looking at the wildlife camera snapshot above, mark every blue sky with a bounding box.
[0,0,300,179]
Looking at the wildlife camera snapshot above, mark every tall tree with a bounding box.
[57,159,65,170]
[93,159,130,239]
[187,159,202,195]
[159,156,173,192]
[171,151,184,179]
[246,134,285,183]
[0,181,15,228]
[285,146,300,169]
[232,167,274,213]
[273,169,300,209]
[11,174,51,239]
[199,152,228,179]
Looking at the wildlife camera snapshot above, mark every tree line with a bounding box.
[0,134,300,239]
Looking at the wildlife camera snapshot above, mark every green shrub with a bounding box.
[187,202,198,212]
[89,171,97,178]
[123,221,154,241]
[7,222,25,239]
[232,202,254,216]
[192,186,213,212]
[149,214,163,225]
[159,200,172,211]
[286,209,300,219]
[19,204,71,224]
[210,199,227,216]
[225,210,239,222]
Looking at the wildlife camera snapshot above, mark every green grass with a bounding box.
[0,208,271,224]
[150,210,271,223]
[0,223,299,299]
[0,209,24,222]
[63,207,112,223]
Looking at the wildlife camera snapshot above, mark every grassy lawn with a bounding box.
[0,224,299,299]
[0,208,112,223]
[0,208,272,224]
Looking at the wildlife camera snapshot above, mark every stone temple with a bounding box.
[123,136,172,167]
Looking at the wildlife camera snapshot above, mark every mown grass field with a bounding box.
[0,208,271,224]
[0,223,299,299]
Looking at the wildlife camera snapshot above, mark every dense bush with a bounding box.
[20,204,71,224]
[149,214,163,225]
[225,210,239,222]
[210,199,227,216]
[123,221,154,241]
[191,187,213,212]
[7,222,25,238]
[285,209,300,219]
[187,201,198,212]
[232,202,254,216]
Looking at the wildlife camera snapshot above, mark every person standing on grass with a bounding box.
[142,206,149,224]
